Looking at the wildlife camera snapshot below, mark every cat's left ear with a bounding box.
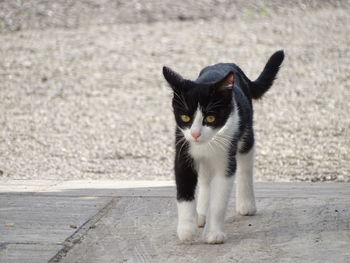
[162,66,184,89]
[214,72,234,92]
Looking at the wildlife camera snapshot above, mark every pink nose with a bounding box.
[191,131,201,139]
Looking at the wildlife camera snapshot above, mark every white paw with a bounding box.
[205,231,227,244]
[237,201,257,216]
[197,214,206,228]
[177,223,196,242]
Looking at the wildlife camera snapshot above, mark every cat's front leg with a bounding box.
[175,157,198,242]
[236,145,256,216]
[196,165,211,228]
[177,200,197,242]
[204,173,234,244]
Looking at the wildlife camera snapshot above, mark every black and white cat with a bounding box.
[163,50,284,244]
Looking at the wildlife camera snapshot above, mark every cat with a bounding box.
[163,50,284,244]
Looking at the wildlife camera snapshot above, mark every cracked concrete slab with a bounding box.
[60,185,350,263]
[1,181,349,262]
[0,193,112,263]
[1,244,63,263]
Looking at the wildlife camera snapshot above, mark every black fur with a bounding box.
[174,128,197,201]
[250,50,285,99]
[163,50,284,201]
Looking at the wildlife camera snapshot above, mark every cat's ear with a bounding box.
[214,72,234,92]
[163,66,184,89]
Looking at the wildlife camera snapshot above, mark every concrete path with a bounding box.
[0,181,349,262]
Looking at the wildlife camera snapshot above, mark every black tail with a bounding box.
[250,50,284,99]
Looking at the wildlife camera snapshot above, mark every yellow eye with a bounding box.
[206,115,215,123]
[181,115,191,122]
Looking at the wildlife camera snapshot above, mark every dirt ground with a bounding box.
[0,1,349,182]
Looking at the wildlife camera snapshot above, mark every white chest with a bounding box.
[189,141,230,175]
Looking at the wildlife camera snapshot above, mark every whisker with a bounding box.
[217,136,233,146]
[216,136,232,145]
[175,137,186,147]
[216,134,232,139]
[211,139,227,153]
[172,97,187,109]
[206,99,224,111]
[208,141,216,155]
[207,99,223,108]
[177,139,187,162]
[216,135,233,143]
[213,136,233,153]
[173,91,189,110]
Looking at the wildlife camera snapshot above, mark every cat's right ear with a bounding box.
[163,66,184,89]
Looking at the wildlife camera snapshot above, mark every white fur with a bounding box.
[204,173,234,243]
[189,106,202,137]
[177,200,197,242]
[236,145,257,216]
[196,165,210,228]
[187,103,240,244]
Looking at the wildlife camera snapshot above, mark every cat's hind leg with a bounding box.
[236,144,257,216]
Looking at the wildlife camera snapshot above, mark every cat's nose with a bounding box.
[191,131,201,140]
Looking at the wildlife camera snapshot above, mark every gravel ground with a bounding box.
[0,1,349,182]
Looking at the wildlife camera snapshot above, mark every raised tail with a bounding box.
[250,50,285,99]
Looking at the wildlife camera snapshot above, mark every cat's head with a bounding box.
[163,66,234,145]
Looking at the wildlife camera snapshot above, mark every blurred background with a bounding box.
[0,0,349,182]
